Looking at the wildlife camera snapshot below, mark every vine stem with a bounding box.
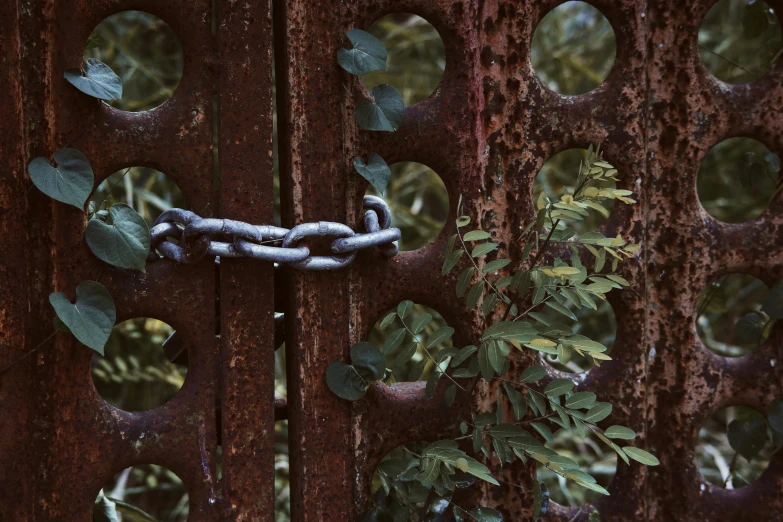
[0,331,58,376]
[399,316,466,391]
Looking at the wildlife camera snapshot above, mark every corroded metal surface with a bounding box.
[1,0,782,521]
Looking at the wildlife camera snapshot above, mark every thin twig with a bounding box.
[0,331,58,376]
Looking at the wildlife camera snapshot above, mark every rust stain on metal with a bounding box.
[2,0,782,520]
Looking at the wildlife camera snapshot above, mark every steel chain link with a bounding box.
[147,195,400,270]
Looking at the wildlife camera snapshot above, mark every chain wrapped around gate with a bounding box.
[147,195,400,270]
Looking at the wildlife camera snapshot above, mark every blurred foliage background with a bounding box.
[85,0,781,518]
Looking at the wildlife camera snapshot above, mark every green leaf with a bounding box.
[728,416,769,460]
[769,400,783,434]
[93,493,120,522]
[565,391,596,410]
[353,153,391,195]
[64,58,122,100]
[464,458,499,486]
[463,230,491,241]
[478,344,495,381]
[466,281,485,309]
[482,321,537,343]
[470,507,503,522]
[762,283,783,319]
[520,365,547,383]
[410,312,432,334]
[502,382,526,420]
[471,242,498,257]
[442,249,464,275]
[397,300,413,319]
[528,390,546,416]
[396,341,418,365]
[456,215,470,227]
[326,361,367,400]
[383,328,406,354]
[337,29,387,75]
[355,84,404,132]
[487,341,508,373]
[53,317,70,333]
[49,281,115,355]
[622,447,660,466]
[531,421,554,442]
[481,292,498,316]
[415,457,440,487]
[483,258,511,274]
[28,148,94,209]
[379,311,397,330]
[584,402,612,423]
[426,326,454,349]
[544,301,577,321]
[604,425,637,440]
[457,267,475,297]
[533,480,543,521]
[350,342,385,380]
[86,204,150,272]
[445,384,457,407]
[544,378,574,397]
[451,345,478,367]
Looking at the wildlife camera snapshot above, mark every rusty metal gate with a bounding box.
[1,0,782,521]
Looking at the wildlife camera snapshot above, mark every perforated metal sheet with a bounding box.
[1,0,782,521]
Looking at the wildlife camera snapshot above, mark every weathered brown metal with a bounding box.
[2,0,782,521]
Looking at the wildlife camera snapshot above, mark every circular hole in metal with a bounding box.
[537,433,618,508]
[369,303,452,383]
[697,405,776,488]
[540,299,617,374]
[96,464,189,521]
[92,318,186,411]
[698,0,782,84]
[697,137,780,223]
[695,273,775,357]
[366,442,470,519]
[533,148,617,233]
[84,11,184,111]
[90,167,186,228]
[531,2,617,95]
[364,162,448,251]
[361,14,446,105]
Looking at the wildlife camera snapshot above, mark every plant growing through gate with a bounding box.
[328,28,667,521]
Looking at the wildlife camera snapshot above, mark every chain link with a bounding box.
[147,196,401,270]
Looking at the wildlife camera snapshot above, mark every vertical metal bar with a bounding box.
[275,0,357,519]
[216,0,277,518]
[0,0,35,519]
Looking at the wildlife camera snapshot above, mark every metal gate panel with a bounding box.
[2,0,783,521]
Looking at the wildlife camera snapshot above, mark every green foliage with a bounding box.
[326,342,387,400]
[338,29,388,76]
[354,153,391,195]
[28,148,94,209]
[49,281,116,355]
[355,84,405,132]
[86,203,151,271]
[64,58,123,101]
[93,493,120,522]
[328,147,658,519]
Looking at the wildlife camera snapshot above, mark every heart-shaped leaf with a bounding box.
[354,153,391,195]
[28,148,94,209]
[350,342,385,381]
[49,281,116,355]
[326,361,368,401]
[337,29,387,76]
[728,416,769,460]
[355,84,404,132]
[86,204,150,271]
[64,58,123,101]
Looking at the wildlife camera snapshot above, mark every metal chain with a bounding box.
[147,195,400,270]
